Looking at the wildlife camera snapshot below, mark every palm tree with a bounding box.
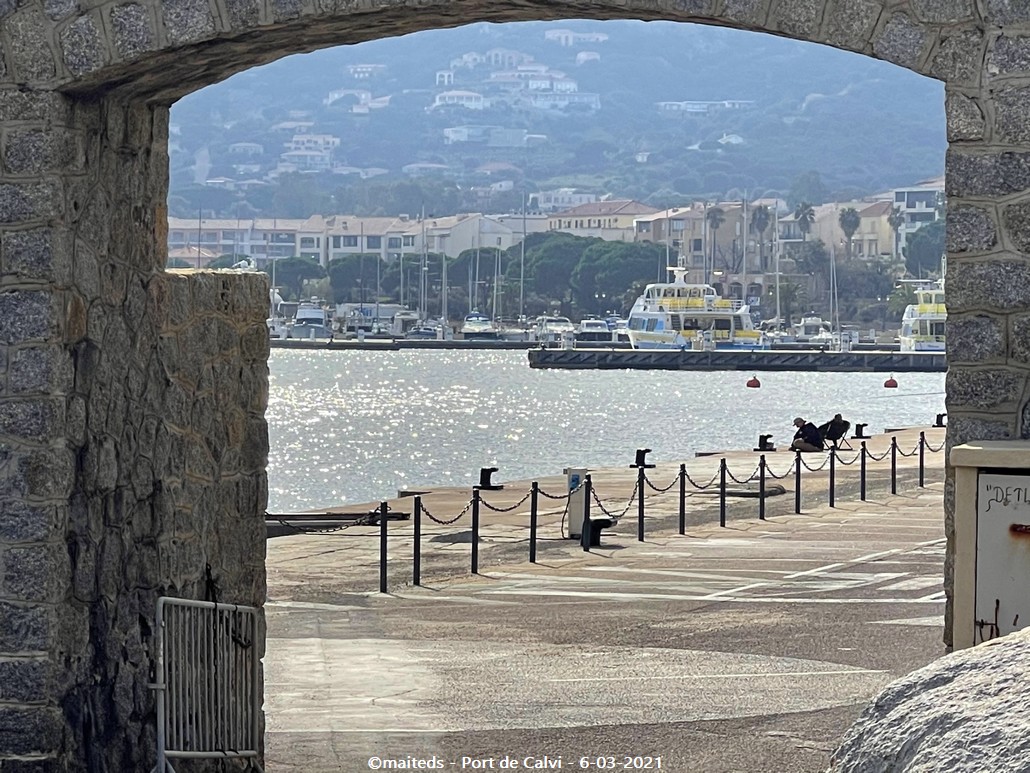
[794,201,815,242]
[750,204,771,271]
[887,206,905,260]
[838,207,861,260]
[706,206,725,282]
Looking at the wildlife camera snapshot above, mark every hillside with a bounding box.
[169,19,945,218]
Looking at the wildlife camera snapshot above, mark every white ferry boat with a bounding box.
[900,279,946,352]
[625,266,762,349]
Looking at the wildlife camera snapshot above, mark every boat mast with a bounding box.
[774,212,782,328]
[440,221,448,326]
[741,194,748,304]
[519,193,526,322]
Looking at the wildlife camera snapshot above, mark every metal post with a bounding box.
[890,436,898,495]
[678,463,686,535]
[828,447,836,508]
[919,431,926,488]
[758,455,766,521]
[860,441,867,501]
[471,488,481,574]
[413,496,421,587]
[581,474,593,552]
[637,465,645,542]
[794,450,802,514]
[719,458,727,527]
[379,501,388,594]
[529,481,539,564]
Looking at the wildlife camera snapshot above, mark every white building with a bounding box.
[431,90,486,110]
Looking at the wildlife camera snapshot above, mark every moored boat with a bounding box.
[625,266,763,349]
[460,311,499,340]
[899,279,946,352]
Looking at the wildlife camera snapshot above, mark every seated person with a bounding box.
[791,417,824,452]
[818,413,851,448]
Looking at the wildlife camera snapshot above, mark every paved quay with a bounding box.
[264,427,947,772]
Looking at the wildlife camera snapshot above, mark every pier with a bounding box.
[527,347,946,372]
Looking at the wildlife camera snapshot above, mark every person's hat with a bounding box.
[793,417,804,424]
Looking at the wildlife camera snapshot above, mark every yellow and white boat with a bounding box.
[899,279,946,352]
[625,266,763,349]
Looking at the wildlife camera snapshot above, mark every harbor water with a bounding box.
[267,349,946,513]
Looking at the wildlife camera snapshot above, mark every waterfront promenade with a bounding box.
[264,427,946,772]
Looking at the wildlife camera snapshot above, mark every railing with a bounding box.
[150,597,263,773]
[270,428,947,595]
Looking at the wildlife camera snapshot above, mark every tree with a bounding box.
[838,207,861,259]
[572,241,665,312]
[327,253,382,304]
[794,201,815,242]
[262,257,326,300]
[787,171,829,208]
[750,204,771,272]
[903,220,945,278]
[887,284,916,320]
[763,281,806,325]
[705,206,725,280]
[887,206,906,260]
[208,254,244,269]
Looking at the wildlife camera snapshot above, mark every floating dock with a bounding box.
[527,347,946,372]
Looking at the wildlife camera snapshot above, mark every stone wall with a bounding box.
[0,88,269,771]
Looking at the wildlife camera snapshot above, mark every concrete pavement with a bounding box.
[264,427,947,772]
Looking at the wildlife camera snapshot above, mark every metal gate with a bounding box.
[150,596,264,772]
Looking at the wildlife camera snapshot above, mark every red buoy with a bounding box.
[884,375,898,388]
[746,375,761,388]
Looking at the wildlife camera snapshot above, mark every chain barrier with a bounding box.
[591,478,639,520]
[643,471,679,493]
[683,468,721,490]
[726,464,761,485]
[479,489,533,513]
[926,438,946,453]
[866,447,891,462]
[834,450,863,466]
[538,482,580,500]
[271,518,372,535]
[765,459,796,480]
[421,498,473,526]
[896,442,922,458]
[798,454,831,472]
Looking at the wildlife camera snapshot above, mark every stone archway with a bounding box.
[0,0,1014,767]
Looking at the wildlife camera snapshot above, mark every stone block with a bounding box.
[946,314,1005,362]
[6,9,56,82]
[945,91,985,141]
[9,346,74,394]
[0,181,61,224]
[993,86,1030,144]
[948,205,996,253]
[3,544,65,603]
[111,2,154,60]
[3,228,72,283]
[0,398,64,441]
[946,150,1030,198]
[0,501,55,543]
[771,0,819,38]
[0,759,63,772]
[930,29,983,85]
[0,601,49,651]
[722,0,764,24]
[1010,314,1030,364]
[912,0,974,22]
[0,91,69,124]
[0,291,53,343]
[162,0,214,45]
[946,367,1023,411]
[986,0,1030,25]
[3,130,74,176]
[824,0,879,50]
[0,658,47,702]
[945,414,1014,446]
[0,707,61,755]
[0,0,16,19]
[60,14,106,77]
[947,258,1030,312]
[989,34,1030,75]
[44,0,77,20]
[873,13,928,70]
[1003,200,1030,255]
[270,0,302,21]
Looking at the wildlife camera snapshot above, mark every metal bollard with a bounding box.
[759,455,767,521]
[637,464,646,542]
[719,458,727,527]
[829,447,836,508]
[581,475,593,552]
[860,442,867,501]
[379,501,388,594]
[413,496,422,587]
[853,423,868,439]
[919,432,925,488]
[794,450,802,514]
[890,436,898,495]
[678,463,686,535]
[471,488,481,574]
[529,482,539,564]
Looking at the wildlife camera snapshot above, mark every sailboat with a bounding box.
[266,257,291,339]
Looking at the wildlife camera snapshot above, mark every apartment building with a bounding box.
[549,199,659,242]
